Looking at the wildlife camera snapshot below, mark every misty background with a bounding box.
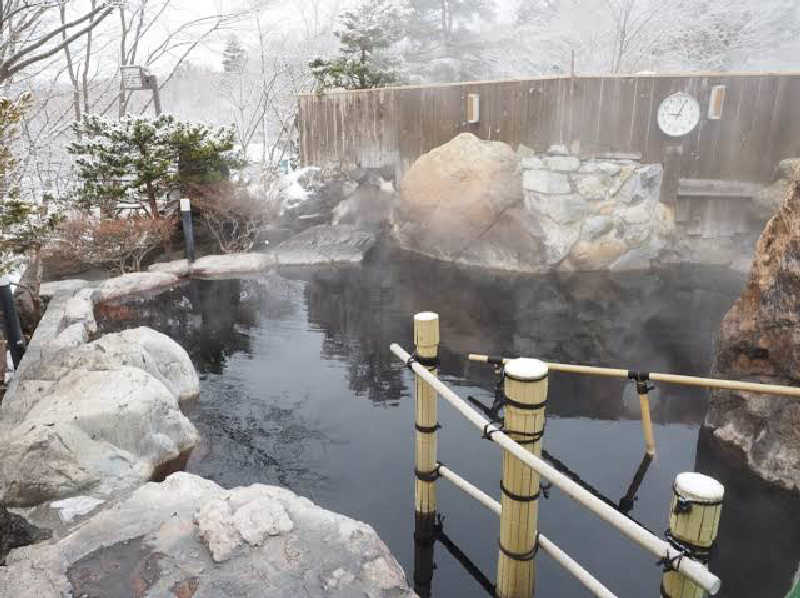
[2,0,799,219]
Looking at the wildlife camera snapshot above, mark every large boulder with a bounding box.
[0,367,198,506]
[394,133,543,271]
[5,327,199,424]
[0,326,200,507]
[705,167,800,490]
[0,472,414,598]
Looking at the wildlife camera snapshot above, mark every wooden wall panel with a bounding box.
[297,73,800,184]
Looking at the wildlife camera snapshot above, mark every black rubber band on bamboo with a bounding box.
[408,352,439,369]
[487,355,505,365]
[498,534,540,562]
[664,530,715,562]
[415,465,441,482]
[500,390,548,411]
[628,370,650,382]
[415,423,442,434]
[500,480,540,502]
[671,487,723,512]
[503,428,544,445]
[482,423,503,441]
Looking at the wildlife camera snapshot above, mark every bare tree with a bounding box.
[0,0,114,84]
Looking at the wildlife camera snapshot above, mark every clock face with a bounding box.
[657,92,700,137]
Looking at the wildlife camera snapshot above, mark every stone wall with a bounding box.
[520,145,671,271]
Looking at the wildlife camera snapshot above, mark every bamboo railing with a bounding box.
[393,313,728,598]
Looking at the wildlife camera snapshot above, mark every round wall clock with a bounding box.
[657,92,700,137]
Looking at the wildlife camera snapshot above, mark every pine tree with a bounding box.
[222,36,247,74]
[69,115,239,219]
[310,0,404,91]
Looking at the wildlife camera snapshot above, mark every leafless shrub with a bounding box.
[189,179,280,254]
[45,215,176,275]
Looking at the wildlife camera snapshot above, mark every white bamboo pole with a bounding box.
[392,344,721,595]
[468,353,800,398]
[438,464,619,598]
[439,464,501,514]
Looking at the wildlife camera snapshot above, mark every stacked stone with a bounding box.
[521,145,671,271]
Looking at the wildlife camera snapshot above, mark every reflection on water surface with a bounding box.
[97,249,800,598]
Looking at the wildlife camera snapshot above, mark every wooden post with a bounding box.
[661,472,724,598]
[0,276,25,369]
[496,358,548,598]
[412,312,439,597]
[180,198,196,264]
[635,376,656,456]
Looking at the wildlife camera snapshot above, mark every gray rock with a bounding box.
[582,215,614,240]
[1,504,50,564]
[49,496,105,523]
[38,279,90,299]
[609,247,655,271]
[63,287,97,332]
[0,366,198,506]
[544,156,580,172]
[520,156,545,169]
[516,144,537,159]
[574,174,610,200]
[547,144,569,155]
[148,258,191,276]
[190,253,275,276]
[525,193,588,226]
[523,169,572,194]
[272,225,376,265]
[596,162,622,176]
[96,272,179,302]
[19,327,199,407]
[0,472,414,598]
[47,323,89,352]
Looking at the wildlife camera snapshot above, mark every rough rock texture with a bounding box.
[705,169,800,490]
[1,504,51,563]
[393,133,673,272]
[0,472,414,598]
[393,132,541,271]
[96,271,180,302]
[271,224,376,265]
[0,366,198,506]
[0,321,200,506]
[521,152,670,270]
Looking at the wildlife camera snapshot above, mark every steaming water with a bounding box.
[97,249,800,598]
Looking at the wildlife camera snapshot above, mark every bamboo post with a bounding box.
[392,344,721,594]
[413,311,440,514]
[661,472,724,598]
[497,358,549,598]
[633,374,656,456]
[412,311,440,597]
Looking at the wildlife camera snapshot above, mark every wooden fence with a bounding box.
[298,72,800,183]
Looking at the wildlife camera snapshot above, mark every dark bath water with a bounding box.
[97,249,800,598]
